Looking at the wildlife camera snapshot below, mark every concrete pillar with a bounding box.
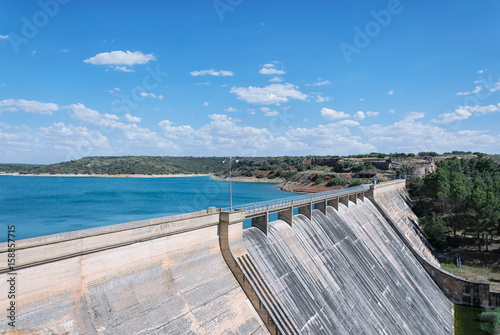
[366,185,375,200]
[349,193,357,204]
[314,200,327,215]
[252,213,268,235]
[327,197,339,210]
[340,195,349,207]
[278,207,293,226]
[298,203,312,219]
[358,192,365,202]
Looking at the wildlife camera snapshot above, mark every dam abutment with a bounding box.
[371,180,499,308]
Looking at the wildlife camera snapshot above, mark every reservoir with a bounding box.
[0,175,291,241]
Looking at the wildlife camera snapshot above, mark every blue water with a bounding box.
[0,175,293,241]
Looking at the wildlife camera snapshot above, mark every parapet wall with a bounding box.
[0,209,268,333]
[371,180,498,308]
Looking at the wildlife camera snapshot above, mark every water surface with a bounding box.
[0,175,292,241]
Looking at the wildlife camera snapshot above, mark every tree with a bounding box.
[420,212,450,249]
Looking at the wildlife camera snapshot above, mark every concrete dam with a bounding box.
[1,180,498,334]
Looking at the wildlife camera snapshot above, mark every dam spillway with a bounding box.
[242,195,453,334]
[0,180,469,333]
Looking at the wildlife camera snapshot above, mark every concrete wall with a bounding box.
[372,180,499,308]
[0,210,267,333]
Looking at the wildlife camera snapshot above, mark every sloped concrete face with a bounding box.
[243,198,454,334]
[0,224,267,334]
[372,180,440,267]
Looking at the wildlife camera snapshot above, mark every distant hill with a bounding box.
[2,153,495,184]
[17,156,230,175]
[0,163,43,173]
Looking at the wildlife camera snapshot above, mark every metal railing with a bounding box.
[222,185,370,216]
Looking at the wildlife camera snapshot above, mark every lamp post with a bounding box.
[222,157,238,211]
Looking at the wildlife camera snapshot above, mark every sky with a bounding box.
[1,0,500,164]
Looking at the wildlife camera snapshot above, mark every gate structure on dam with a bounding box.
[0,180,498,334]
[223,185,371,235]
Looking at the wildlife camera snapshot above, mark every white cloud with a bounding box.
[107,87,121,94]
[208,113,232,121]
[315,94,331,103]
[83,50,155,71]
[389,109,395,114]
[203,101,209,107]
[230,83,307,105]
[190,69,233,77]
[320,107,350,120]
[468,104,500,114]
[264,111,278,117]
[67,103,123,128]
[31,50,37,57]
[39,122,109,149]
[457,86,482,96]
[59,49,69,53]
[139,92,164,99]
[260,107,271,113]
[366,111,379,117]
[306,79,331,87]
[0,99,59,115]
[0,35,9,40]
[113,66,134,72]
[434,108,472,124]
[337,120,360,127]
[285,123,376,154]
[269,76,284,83]
[434,104,500,124]
[158,120,195,139]
[361,113,500,154]
[259,64,286,75]
[125,114,141,123]
[387,90,394,95]
[0,122,111,163]
[478,69,484,74]
[490,81,500,93]
[353,111,365,120]
[224,107,238,112]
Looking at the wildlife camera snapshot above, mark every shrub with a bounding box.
[326,178,347,187]
[314,177,323,185]
[352,164,366,172]
[348,179,363,187]
[479,309,500,334]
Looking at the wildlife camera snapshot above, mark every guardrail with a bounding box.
[222,185,370,215]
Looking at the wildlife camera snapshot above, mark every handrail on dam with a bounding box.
[222,185,370,215]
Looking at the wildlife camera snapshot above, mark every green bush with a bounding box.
[314,177,323,185]
[256,173,265,179]
[348,180,362,187]
[480,309,500,334]
[326,178,347,187]
[352,164,366,172]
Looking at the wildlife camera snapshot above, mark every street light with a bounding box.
[222,157,238,212]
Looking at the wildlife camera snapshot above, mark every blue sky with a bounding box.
[1,0,500,163]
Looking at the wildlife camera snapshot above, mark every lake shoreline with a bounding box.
[3,172,211,178]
